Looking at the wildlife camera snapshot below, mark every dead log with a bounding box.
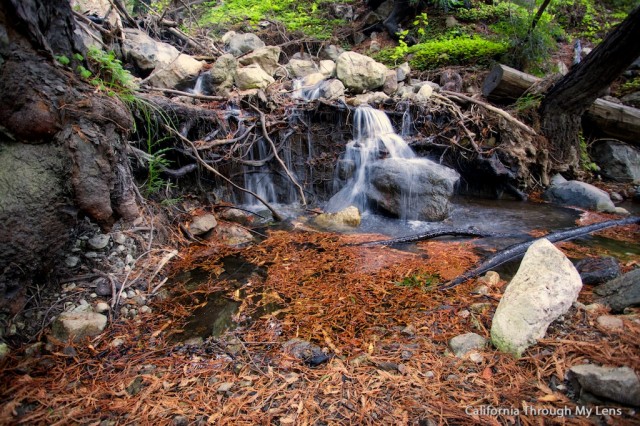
[439,216,640,291]
[482,64,542,103]
[482,64,640,146]
[583,98,640,143]
[355,228,499,246]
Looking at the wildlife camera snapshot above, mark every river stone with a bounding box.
[209,54,237,84]
[351,91,390,106]
[382,71,398,95]
[319,60,336,78]
[448,333,487,358]
[189,214,217,236]
[237,46,281,76]
[223,32,265,57]
[567,365,640,407]
[320,79,345,100]
[594,268,640,313]
[396,62,410,82]
[574,256,621,285]
[52,311,108,341]
[287,59,318,78]
[366,158,460,221]
[416,84,433,102]
[596,315,624,331]
[591,140,640,182]
[213,222,254,246]
[542,180,617,213]
[235,64,275,90]
[491,238,582,357]
[312,206,361,229]
[88,234,110,250]
[122,28,203,89]
[621,91,640,108]
[320,44,345,61]
[336,51,388,94]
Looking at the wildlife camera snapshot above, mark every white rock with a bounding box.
[52,312,108,341]
[65,256,80,268]
[88,234,110,250]
[336,51,387,94]
[448,332,487,358]
[416,84,433,102]
[312,206,361,229]
[319,60,336,78]
[235,64,275,90]
[188,213,218,236]
[237,46,281,76]
[491,239,582,357]
[95,302,110,313]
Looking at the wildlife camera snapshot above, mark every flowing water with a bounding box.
[326,105,416,213]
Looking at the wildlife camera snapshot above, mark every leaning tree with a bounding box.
[0,0,139,311]
[539,4,640,171]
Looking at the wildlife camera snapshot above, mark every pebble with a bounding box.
[120,307,129,316]
[217,382,234,393]
[125,254,134,265]
[127,290,136,299]
[85,251,99,259]
[95,302,110,313]
[140,306,152,314]
[596,315,624,331]
[111,338,124,348]
[468,352,484,363]
[478,271,500,286]
[112,232,127,245]
[65,256,80,268]
[0,343,11,360]
[88,234,110,250]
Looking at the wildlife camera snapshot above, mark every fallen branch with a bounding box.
[439,216,640,290]
[147,249,179,292]
[164,124,285,221]
[442,90,537,136]
[355,228,497,247]
[143,87,227,102]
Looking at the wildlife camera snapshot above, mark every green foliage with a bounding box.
[491,8,563,75]
[395,273,441,291]
[579,133,599,173]
[85,47,137,99]
[548,0,630,41]
[407,35,508,70]
[619,77,640,96]
[514,93,543,113]
[455,1,516,22]
[55,55,70,66]
[200,0,350,39]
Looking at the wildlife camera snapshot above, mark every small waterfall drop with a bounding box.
[292,78,323,101]
[326,105,415,213]
[190,74,206,95]
[242,138,278,207]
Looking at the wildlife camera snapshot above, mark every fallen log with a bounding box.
[482,64,640,145]
[439,216,640,290]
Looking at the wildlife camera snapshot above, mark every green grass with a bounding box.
[199,0,351,39]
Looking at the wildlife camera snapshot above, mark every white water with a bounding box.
[190,74,206,95]
[242,138,278,207]
[292,78,323,101]
[326,105,415,213]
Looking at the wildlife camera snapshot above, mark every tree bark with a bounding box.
[0,0,139,310]
[482,64,541,103]
[539,5,640,171]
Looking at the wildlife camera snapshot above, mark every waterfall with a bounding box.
[292,78,323,101]
[190,74,206,95]
[326,105,415,213]
[242,138,278,207]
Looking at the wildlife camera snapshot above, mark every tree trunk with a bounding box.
[0,0,139,311]
[539,5,640,171]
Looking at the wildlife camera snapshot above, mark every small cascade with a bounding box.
[242,138,278,207]
[401,107,413,138]
[190,74,206,95]
[326,105,415,213]
[292,78,323,101]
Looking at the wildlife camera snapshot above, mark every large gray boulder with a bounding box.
[594,268,640,313]
[237,46,281,76]
[543,179,617,213]
[567,365,640,407]
[591,140,640,182]
[491,239,582,357]
[287,59,318,78]
[235,64,275,90]
[366,158,460,221]
[122,28,203,89]
[336,52,388,94]
[222,32,265,57]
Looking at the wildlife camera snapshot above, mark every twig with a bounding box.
[248,104,307,205]
[143,87,227,101]
[163,124,285,221]
[441,90,537,136]
[147,249,179,292]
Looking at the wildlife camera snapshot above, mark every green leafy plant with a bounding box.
[578,133,599,173]
[408,35,508,70]
[55,55,70,66]
[395,272,441,291]
[85,47,137,99]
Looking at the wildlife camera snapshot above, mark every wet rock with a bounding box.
[52,312,108,341]
[237,46,281,76]
[222,32,265,57]
[594,268,640,313]
[448,333,487,357]
[366,158,460,221]
[575,256,621,285]
[491,239,582,357]
[88,234,110,250]
[543,180,617,213]
[591,140,640,182]
[350,91,390,106]
[596,315,624,331]
[235,64,275,90]
[318,78,345,100]
[336,51,388,93]
[189,214,218,236]
[567,364,640,407]
[313,206,361,229]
